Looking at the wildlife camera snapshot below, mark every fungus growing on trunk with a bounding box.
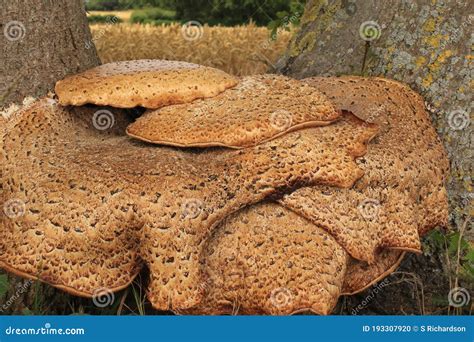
[0,63,448,315]
[185,77,449,315]
[0,96,377,310]
[126,75,341,148]
[55,60,239,109]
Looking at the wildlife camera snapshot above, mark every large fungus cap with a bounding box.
[0,99,377,311]
[186,77,449,315]
[280,76,449,264]
[187,202,406,315]
[126,74,340,148]
[55,59,239,109]
[183,202,349,315]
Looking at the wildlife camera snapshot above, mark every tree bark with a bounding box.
[1,0,100,314]
[0,0,100,107]
[277,0,473,238]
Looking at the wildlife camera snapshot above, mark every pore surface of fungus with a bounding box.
[187,203,406,314]
[279,77,449,264]
[126,75,340,148]
[185,77,448,315]
[55,60,239,109]
[0,99,377,310]
[184,202,349,315]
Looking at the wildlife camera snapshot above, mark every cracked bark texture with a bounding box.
[277,0,473,239]
[0,0,100,107]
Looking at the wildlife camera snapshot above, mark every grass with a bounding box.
[90,23,292,76]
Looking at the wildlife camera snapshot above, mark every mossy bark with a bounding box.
[0,0,100,107]
[278,0,472,240]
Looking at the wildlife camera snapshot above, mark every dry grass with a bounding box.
[90,23,292,76]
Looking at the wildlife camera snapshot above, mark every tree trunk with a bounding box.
[277,0,472,237]
[1,0,100,314]
[0,0,100,107]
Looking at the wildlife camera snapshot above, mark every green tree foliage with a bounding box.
[86,0,175,11]
[130,7,176,24]
[86,0,306,26]
[174,0,305,26]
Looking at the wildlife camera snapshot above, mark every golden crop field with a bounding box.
[90,23,292,76]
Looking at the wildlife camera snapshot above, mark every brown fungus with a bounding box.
[0,99,377,310]
[279,76,449,264]
[55,60,239,109]
[182,202,349,315]
[185,77,449,315]
[126,75,340,148]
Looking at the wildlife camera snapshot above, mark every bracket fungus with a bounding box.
[55,59,238,109]
[0,60,448,315]
[126,75,341,148]
[185,77,449,314]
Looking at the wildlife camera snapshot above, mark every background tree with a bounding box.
[1,0,100,106]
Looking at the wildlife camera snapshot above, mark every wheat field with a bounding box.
[90,23,292,75]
